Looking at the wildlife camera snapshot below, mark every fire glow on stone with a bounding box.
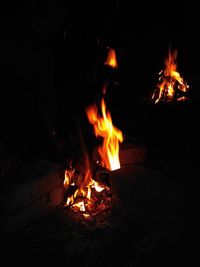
[152,47,190,103]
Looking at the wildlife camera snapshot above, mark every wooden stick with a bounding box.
[74,116,90,171]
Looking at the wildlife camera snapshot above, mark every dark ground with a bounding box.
[1,1,200,266]
[0,156,199,267]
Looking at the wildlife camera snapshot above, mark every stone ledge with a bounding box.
[0,159,65,242]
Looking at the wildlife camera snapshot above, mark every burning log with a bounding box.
[0,159,64,242]
[63,156,111,218]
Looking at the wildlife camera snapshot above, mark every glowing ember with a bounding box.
[152,48,190,103]
[64,166,110,216]
[104,47,118,69]
[86,98,123,171]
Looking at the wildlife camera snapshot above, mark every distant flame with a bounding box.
[104,47,118,69]
[152,48,189,103]
[86,98,123,171]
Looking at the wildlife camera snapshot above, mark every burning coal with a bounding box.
[152,47,190,103]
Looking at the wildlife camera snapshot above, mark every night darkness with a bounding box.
[0,1,200,266]
[0,1,199,162]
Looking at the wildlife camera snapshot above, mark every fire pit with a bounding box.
[152,47,190,103]
[0,41,195,267]
[1,161,187,267]
[1,3,199,266]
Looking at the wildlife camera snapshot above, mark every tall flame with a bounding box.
[63,47,121,216]
[86,98,123,171]
[152,48,189,103]
[104,47,118,69]
[63,96,122,215]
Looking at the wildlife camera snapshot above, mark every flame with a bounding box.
[64,100,114,218]
[86,98,123,171]
[104,48,118,69]
[63,160,74,189]
[64,169,74,188]
[152,48,189,103]
[63,47,121,216]
[64,166,108,215]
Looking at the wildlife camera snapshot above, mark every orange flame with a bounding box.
[63,47,121,216]
[104,48,118,69]
[64,168,74,189]
[63,98,121,215]
[152,48,189,103]
[64,166,107,215]
[86,98,123,171]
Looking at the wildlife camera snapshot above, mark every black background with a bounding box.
[0,2,200,265]
[1,1,199,163]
